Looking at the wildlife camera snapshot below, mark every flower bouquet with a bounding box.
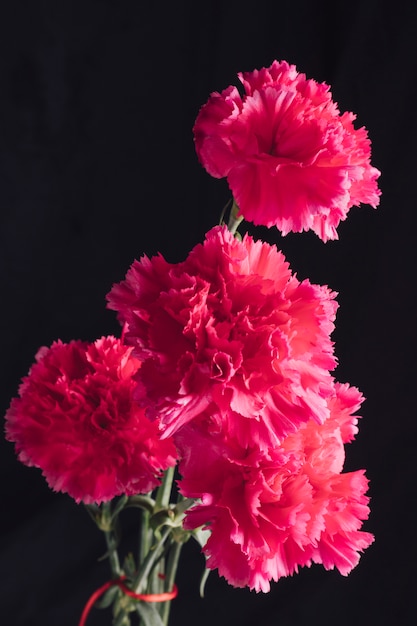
[4,60,380,626]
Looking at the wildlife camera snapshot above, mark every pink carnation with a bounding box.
[5,336,177,504]
[178,383,373,592]
[194,60,380,241]
[108,226,338,449]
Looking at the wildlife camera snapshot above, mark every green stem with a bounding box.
[111,495,129,521]
[219,198,232,225]
[160,541,182,626]
[101,504,129,626]
[155,466,175,511]
[227,199,244,235]
[98,502,121,578]
[133,526,172,593]
[139,508,151,567]
[105,529,122,577]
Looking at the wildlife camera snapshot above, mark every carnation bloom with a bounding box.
[108,226,338,449]
[178,383,373,592]
[194,60,380,241]
[5,336,177,504]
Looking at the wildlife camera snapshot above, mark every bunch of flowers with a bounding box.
[4,60,379,626]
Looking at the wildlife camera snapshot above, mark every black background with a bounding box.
[1,2,416,625]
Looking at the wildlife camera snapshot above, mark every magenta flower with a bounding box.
[5,336,177,504]
[178,383,373,592]
[194,60,380,241]
[108,226,338,449]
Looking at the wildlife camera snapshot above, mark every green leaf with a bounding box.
[191,527,212,597]
[135,602,165,626]
[123,552,137,578]
[199,566,211,599]
[126,495,156,514]
[93,584,120,609]
[111,495,129,520]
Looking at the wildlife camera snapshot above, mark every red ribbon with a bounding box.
[79,575,178,626]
